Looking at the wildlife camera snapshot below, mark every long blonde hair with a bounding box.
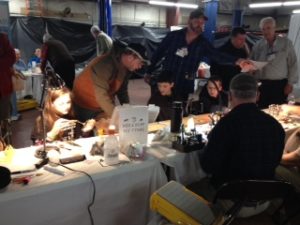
[43,87,75,130]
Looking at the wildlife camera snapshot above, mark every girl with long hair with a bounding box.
[31,87,95,143]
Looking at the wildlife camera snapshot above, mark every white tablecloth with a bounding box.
[147,130,207,186]
[147,143,206,185]
[0,138,168,225]
[17,72,43,103]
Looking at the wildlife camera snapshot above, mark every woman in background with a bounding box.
[31,87,95,143]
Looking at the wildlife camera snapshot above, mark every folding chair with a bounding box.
[213,180,294,225]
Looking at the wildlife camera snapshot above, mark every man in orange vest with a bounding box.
[73,42,149,121]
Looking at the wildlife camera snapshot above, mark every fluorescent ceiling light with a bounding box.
[249,2,282,8]
[293,9,300,13]
[283,1,300,6]
[149,1,198,9]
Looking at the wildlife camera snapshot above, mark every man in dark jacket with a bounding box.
[41,34,75,89]
[198,73,285,217]
[210,27,249,91]
[201,73,285,188]
[0,33,16,121]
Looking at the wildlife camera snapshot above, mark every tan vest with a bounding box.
[73,56,123,111]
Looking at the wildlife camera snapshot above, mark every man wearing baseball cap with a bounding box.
[146,9,248,100]
[73,41,149,121]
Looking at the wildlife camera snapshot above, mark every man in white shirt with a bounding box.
[250,17,298,109]
[90,25,113,56]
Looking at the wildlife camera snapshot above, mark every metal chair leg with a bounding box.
[0,119,12,145]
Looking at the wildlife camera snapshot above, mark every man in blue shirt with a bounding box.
[11,49,27,121]
[147,9,246,100]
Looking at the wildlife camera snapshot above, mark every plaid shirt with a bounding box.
[148,28,237,98]
[200,103,285,187]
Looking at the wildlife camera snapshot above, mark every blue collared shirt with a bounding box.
[14,59,27,71]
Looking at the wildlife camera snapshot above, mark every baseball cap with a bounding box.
[126,43,150,65]
[189,9,208,21]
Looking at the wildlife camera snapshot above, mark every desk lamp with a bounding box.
[35,61,65,167]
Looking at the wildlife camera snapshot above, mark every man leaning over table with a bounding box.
[194,73,285,217]
[250,17,298,109]
[72,42,149,122]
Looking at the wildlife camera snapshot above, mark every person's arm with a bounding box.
[147,32,172,74]
[40,44,48,72]
[0,34,16,68]
[91,63,116,118]
[281,149,300,166]
[116,74,130,105]
[203,39,238,66]
[286,39,298,85]
[284,39,298,96]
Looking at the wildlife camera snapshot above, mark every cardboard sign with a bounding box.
[117,105,148,147]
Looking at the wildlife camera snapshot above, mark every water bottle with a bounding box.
[103,125,120,165]
[171,101,183,133]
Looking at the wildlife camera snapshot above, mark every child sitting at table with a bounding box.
[193,76,228,114]
[31,87,95,143]
[148,70,184,121]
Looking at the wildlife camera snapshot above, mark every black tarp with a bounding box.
[10,17,95,66]
[10,17,169,67]
[10,16,262,69]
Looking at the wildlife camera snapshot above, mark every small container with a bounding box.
[103,125,120,165]
[31,61,36,73]
[171,101,183,133]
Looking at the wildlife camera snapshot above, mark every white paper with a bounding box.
[118,105,149,147]
[241,60,268,72]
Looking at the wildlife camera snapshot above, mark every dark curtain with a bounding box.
[10,17,95,65]
[10,16,169,66]
[10,16,261,68]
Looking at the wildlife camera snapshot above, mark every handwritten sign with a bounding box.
[118,105,148,147]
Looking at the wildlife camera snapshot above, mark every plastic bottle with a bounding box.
[103,125,120,165]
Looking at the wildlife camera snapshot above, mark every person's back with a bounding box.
[41,34,75,89]
[90,25,113,56]
[45,39,74,67]
[207,103,284,186]
[0,33,16,121]
[200,74,285,187]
